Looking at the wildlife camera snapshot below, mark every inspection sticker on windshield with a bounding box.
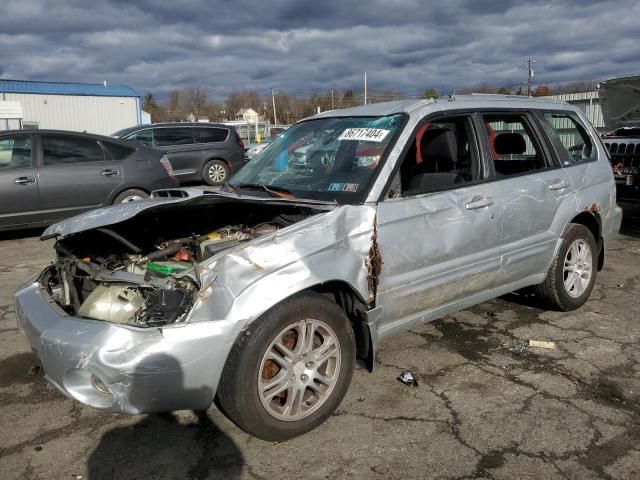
[329,183,359,192]
[338,128,390,142]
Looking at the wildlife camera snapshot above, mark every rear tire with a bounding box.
[217,292,355,441]
[112,188,149,204]
[202,159,229,186]
[535,223,597,311]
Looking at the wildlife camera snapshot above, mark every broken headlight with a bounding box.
[78,284,193,327]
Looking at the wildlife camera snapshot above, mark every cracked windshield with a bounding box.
[229,114,405,202]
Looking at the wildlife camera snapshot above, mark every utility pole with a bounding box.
[331,89,335,110]
[526,58,536,96]
[271,88,278,125]
[364,72,367,105]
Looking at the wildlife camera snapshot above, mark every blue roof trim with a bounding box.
[0,79,140,98]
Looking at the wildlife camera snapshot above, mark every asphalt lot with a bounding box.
[0,204,639,480]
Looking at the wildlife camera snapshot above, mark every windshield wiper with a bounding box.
[228,182,295,199]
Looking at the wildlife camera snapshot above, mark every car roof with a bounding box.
[311,95,574,120]
[0,129,133,142]
[122,122,232,130]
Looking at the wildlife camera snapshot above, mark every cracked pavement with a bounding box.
[1,205,639,480]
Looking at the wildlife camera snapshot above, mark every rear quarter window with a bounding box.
[541,111,596,164]
[195,127,228,143]
[101,141,136,160]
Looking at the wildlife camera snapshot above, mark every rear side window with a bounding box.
[195,127,228,143]
[102,141,136,160]
[542,112,595,164]
[42,135,105,165]
[0,134,32,170]
[482,114,549,176]
[154,127,194,146]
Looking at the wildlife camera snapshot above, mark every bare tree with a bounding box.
[184,85,209,121]
[165,90,183,121]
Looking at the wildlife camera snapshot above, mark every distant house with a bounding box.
[234,108,261,123]
[186,113,210,123]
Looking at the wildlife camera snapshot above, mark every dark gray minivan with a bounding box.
[113,123,246,185]
[0,130,178,232]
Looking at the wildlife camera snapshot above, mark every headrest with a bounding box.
[420,128,457,167]
[494,132,526,155]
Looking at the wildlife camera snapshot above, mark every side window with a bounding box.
[101,141,136,160]
[195,127,228,143]
[398,115,480,196]
[482,114,549,176]
[42,135,105,165]
[0,134,32,170]
[542,111,595,164]
[126,129,153,146]
[154,128,194,147]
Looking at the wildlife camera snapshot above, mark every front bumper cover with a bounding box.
[15,277,239,414]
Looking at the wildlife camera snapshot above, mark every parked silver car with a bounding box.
[16,96,621,441]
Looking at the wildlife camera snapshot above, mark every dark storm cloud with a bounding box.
[1,0,639,99]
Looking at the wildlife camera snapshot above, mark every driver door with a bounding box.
[375,114,503,335]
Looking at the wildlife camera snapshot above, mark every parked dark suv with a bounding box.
[0,130,178,232]
[113,123,246,186]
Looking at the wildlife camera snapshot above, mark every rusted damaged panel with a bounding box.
[587,202,599,212]
[365,216,383,303]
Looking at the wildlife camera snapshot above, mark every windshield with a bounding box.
[111,128,131,138]
[229,114,405,203]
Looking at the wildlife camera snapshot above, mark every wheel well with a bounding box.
[569,211,604,271]
[309,281,374,371]
[111,187,149,204]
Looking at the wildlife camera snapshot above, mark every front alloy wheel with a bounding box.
[259,319,341,421]
[216,292,355,441]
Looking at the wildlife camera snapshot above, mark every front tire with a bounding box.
[202,159,229,186]
[535,223,597,311]
[217,292,356,441]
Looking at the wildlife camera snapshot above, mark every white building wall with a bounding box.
[2,93,139,135]
[542,91,604,129]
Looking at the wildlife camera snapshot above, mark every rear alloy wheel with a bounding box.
[217,292,355,441]
[112,188,149,204]
[203,159,229,186]
[535,223,598,311]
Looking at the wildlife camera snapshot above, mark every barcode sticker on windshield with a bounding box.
[338,128,390,142]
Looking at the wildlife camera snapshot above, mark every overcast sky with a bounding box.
[1,0,639,99]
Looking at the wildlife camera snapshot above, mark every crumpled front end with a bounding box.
[15,271,242,413]
[16,193,363,413]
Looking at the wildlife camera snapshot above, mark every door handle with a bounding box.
[465,196,494,210]
[14,176,36,185]
[548,180,569,191]
[100,169,119,177]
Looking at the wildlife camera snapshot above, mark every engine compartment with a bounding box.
[43,197,327,327]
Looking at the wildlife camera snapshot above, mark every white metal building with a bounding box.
[0,79,142,135]
[542,90,604,130]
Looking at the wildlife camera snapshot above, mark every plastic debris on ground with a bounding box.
[528,339,556,349]
[398,371,419,387]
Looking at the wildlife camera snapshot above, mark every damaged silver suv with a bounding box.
[16,96,622,441]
